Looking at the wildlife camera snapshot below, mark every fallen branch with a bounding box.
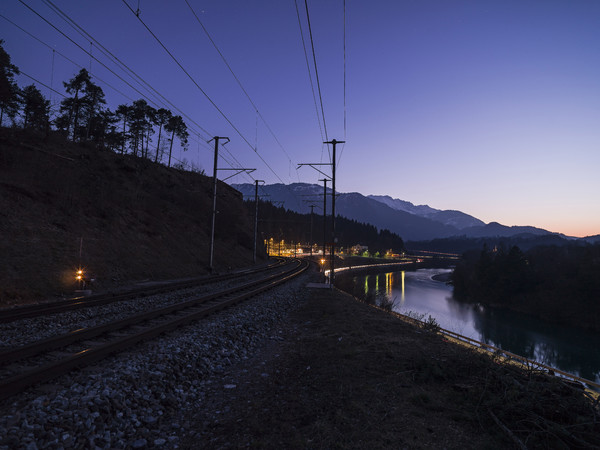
[488,409,527,450]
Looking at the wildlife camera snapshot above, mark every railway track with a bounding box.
[0,258,286,324]
[0,258,308,401]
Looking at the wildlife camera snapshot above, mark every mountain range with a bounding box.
[231,183,566,242]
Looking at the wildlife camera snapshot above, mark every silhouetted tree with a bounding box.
[20,84,50,131]
[452,243,600,331]
[153,108,172,163]
[81,81,106,141]
[128,99,151,156]
[115,104,131,155]
[90,109,119,148]
[143,105,156,159]
[164,114,188,167]
[102,110,124,152]
[0,40,20,126]
[58,68,91,141]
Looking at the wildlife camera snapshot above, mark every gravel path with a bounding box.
[0,272,312,449]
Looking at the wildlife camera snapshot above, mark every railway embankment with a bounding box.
[1,270,598,448]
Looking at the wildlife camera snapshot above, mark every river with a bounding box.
[336,268,600,386]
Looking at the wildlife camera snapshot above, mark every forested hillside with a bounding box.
[452,244,600,331]
[247,200,405,255]
[1,41,262,304]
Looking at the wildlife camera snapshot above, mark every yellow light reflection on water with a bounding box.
[400,271,405,304]
[364,275,369,296]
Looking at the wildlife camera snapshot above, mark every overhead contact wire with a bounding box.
[304,0,329,162]
[121,1,286,184]
[183,0,294,165]
[42,0,212,140]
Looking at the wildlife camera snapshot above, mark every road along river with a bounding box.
[336,268,600,386]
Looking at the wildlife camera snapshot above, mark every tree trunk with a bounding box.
[168,130,175,167]
[145,128,151,159]
[154,124,163,163]
[71,90,80,143]
[169,130,175,167]
[86,97,94,141]
[121,118,126,155]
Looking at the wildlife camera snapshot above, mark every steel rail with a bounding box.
[0,259,308,401]
[0,259,298,364]
[0,258,285,324]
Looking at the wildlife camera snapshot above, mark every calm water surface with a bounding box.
[337,268,600,385]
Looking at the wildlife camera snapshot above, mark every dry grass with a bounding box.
[0,128,259,304]
[187,286,600,449]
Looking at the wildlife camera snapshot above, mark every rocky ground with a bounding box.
[1,270,598,449]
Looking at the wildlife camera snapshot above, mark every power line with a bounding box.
[18,70,66,98]
[303,0,329,151]
[41,0,213,140]
[42,0,168,109]
[294,0,325,145]
[183,0,294,166]
[0,14,134,103]
[121,0,288,185]
[343,0,347,141]
[25,0,213,147]
[121,0,252,147]
[17,0,164,107]
[9,2,250,182]
[12,2,225,174]
[339,0,347,167]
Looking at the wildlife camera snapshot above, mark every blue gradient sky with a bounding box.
[2,1,599,237]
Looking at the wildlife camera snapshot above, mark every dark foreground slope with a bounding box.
[0,129,257,304]
[185,286,599,449]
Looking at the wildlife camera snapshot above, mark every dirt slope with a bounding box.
[0,128,259,304]
[188,286,600,449]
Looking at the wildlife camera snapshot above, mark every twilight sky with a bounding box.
[2,0,599,237]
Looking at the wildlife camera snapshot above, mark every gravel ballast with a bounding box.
[0,273,312,449]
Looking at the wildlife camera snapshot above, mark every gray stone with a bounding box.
[132,438,147,448]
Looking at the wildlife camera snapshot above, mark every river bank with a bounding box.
[337,267,600,387]
[3,270,597,448]
[187,284,599,448]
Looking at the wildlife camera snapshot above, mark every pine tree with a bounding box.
[164,115,188,167]
[115,104,131,155]
[21,84,50,131]
[0,40,21,126]
[127,99,149,156]
[58,68,91,141]
[82,82,106,141]
[153,108,172,163]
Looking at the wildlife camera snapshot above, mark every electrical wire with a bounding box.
[41,0,213,140]
[183,0,294,166]
[121,0,287,185]
[15,1,289,190]
[42,0,167,115]
[121,0,252,147]
[12,2,230,175]
[338,0,347,167]
[304,0,329,156]
[0,14,134,102]
[17,0,166,107]
[343,0,347,141]
[293,0,324,143]
[18,70,66,98]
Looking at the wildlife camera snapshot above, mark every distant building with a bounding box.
[351,244,369,255]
